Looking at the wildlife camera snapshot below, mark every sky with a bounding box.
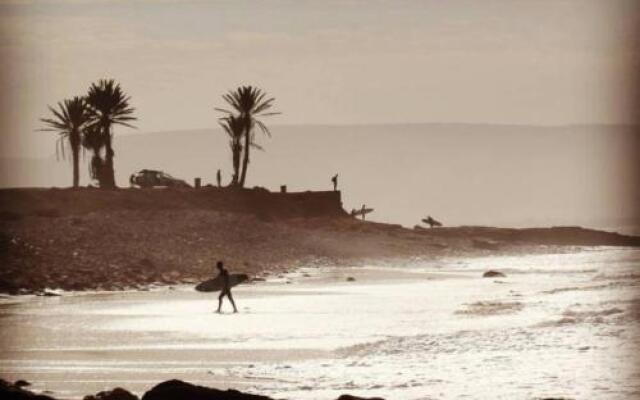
[0,0,638,229]
[1,0,639,158]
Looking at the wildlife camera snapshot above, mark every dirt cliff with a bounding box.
[1,188,637,294]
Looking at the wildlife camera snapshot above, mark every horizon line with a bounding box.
[134,121,640,136]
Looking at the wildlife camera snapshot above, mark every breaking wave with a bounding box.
[541,280,638,295]
[454,300,524,316]
[533,305,634,328]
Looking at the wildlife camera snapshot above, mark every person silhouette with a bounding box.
[216,169,222,187]
[215,261,238,313]
[331,174,338,191]
[361,204,366,221]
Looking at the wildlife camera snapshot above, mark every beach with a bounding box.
[1,247,638,399]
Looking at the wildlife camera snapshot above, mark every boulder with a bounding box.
[36,290,61,297]
[141,380,275,400]
[0,379,58,400]
[483,270,506,278]
[84,388,138,400]
[336,396,386,400]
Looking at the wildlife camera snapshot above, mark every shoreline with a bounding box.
[2,211,638,295]
[1,187,638,295]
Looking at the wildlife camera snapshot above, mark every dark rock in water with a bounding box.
[141,380,275,400]
[83,388,138,400]
[0,378,58,400]
[336,395,386,400]
[483,270,506,278]
[539,398,574,400]
[14,380,30,388]
[37,290,61,297]
[346,276,356,282]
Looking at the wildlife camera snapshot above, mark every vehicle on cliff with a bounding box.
[129,169,191,188]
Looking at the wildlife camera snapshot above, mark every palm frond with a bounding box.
[250,142,265,151]
[254,120,272,137]
[87,78,137,132]
[40,96,91,161]
[214,107,233,114]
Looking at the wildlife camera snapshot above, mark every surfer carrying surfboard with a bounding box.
[215,261,238,313]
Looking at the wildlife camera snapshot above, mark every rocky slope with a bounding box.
[1,188,638,294]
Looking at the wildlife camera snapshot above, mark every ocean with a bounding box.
[0,247,638,399]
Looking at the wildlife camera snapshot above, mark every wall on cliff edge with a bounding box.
[0,187,347,219]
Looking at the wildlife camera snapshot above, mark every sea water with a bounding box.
[0,247,638,399]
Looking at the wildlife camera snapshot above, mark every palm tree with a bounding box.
[40,96,91,188]
[82,124,105,185]
[86,79,136,188]
[216,86,279,187]
[219,115,244,186]
[219,114,267,187]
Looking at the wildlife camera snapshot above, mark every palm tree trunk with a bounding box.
[239,127,250,187]
[72,143,80,188]
[103,123,116,189]
[70,129,80,188]
[231,144,240,186]
[90,152,103,183]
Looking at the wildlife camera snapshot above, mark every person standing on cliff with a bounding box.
[216,261,238,313]
[216,169,222,187]
[331,173,338,191]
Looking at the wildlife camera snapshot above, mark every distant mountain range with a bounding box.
[2,123,638,230]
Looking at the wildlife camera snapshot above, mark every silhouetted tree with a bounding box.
[219,115,244,186]
[216,86,279,187]
[81,124,106,184]
[40,96,91,188]
[86,79,136,188]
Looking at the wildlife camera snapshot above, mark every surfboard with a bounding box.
[195,273,249,292]
[351,208,374,217]
[422,217,442,227]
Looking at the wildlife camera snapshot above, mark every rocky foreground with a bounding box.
[1,379,384,400]
[1,188,638,294]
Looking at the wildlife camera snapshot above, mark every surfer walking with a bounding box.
[331,173,338,191]
[216,169,222,187]
[216,261,238,313]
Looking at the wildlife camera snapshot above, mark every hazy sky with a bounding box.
[1,0,639,157]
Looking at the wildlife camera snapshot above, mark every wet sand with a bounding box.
[1,248,639,399]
